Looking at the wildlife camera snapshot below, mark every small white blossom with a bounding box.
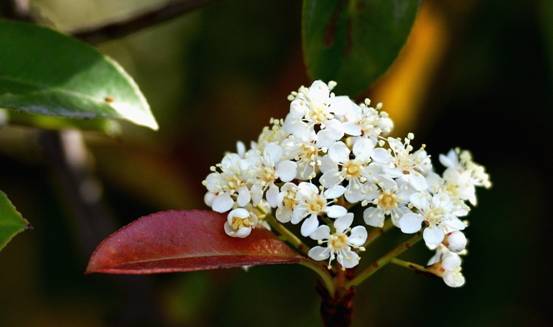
[440,148,491,205]
[399,192,466,249]
[428,246,466,287]
[308,214,367,269]
[291,182,348,236]
[445,231,468,253]
[363,179,412,228]
[385,135,432,191]
[224,208,256,238]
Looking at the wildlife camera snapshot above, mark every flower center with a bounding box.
[329,233,348,250]
[307,195,326,215]
[225,175,245,191]
[300,144,318,161]
[343,160,362,179]
[445,183,459,196]
[261,167,277,184]
[425,207,444,225]
[307,103,330,124]
[230,216,254,230]
[283,189,297,209]
[377,192,398,210]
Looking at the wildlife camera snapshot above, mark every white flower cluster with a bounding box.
[203,81,491,287]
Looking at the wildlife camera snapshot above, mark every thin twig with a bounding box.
[390,257,439,277]
[346,233,423,288]
[265,214,310,256]
[72,0,214,44]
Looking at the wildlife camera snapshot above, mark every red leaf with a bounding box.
[86,210,302,274]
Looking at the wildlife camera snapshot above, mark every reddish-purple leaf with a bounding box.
[86,210,302,274]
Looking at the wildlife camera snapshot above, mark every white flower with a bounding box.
[445,231,468,253]
[282,135,323,180]
[284,81,344,146]
[363,179,412,228]
[308,213,367,269]
[224,208,256,238]
[320,138,392,203]
[398,192,466,249]
[291,182,348,236]
[428,246,466,287]
[274,182,298,223]
[202,151,254,213]
[249,142,297,205]
[440,148,491,205]
[385,135,432,191]
[331,97,393,140]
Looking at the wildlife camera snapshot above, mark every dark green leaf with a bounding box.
[0,191,29,252]
[302,0,420,95]
[0,20,158,130]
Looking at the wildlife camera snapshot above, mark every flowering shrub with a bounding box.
[203,80,491,288]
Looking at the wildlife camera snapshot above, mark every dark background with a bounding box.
[1,0,551,326]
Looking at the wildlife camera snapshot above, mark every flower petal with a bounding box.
[443,271,465,288]
[349,226,368,246]
[398,213,423,233]
[310,225,330,240]
[329,142,350,163]
[264,143,283,165]
[212,193,234,213]
[276,160,297,182]
[353,138,374,162]
[337,248,360,269]
[363,207,384,227]
[237,187,251,207]
[266,184,280,208]
[308,246,331,261]
[301,214,319,237]
[371,148,392,164]
[324,185,346,199]
[326,205,347,218]
[423,226,445,249]
[334,213,353,232]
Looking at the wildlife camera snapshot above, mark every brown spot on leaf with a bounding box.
[104,96,114,104]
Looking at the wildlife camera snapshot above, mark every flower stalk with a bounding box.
[346,233,423,288]
[390,257,438,276]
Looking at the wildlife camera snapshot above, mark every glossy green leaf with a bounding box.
[0,20,158,130]
[302,0,420,95]
[0,191,29,252]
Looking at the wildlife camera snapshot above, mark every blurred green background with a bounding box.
[0,0,551,326]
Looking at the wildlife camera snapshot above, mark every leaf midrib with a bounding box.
[0,75,110,106]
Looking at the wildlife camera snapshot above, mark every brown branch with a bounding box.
[72,0,214,44]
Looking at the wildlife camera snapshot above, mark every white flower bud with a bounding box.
[447,231,468,253]
[443,270,465,288]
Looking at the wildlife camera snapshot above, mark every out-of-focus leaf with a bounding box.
[4,110,122,135]
[0,191,30,252]
[302,0,420,95]
[0,20,158,130]
[87,210,302,274]
[542,0,553,79]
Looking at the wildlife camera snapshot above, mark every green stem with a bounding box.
[264,215,335,296]
[363,218,394,248]
[390,257,438,277]
[265,214,309,256]
[300,259,336,297]
[346,233,422,288]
